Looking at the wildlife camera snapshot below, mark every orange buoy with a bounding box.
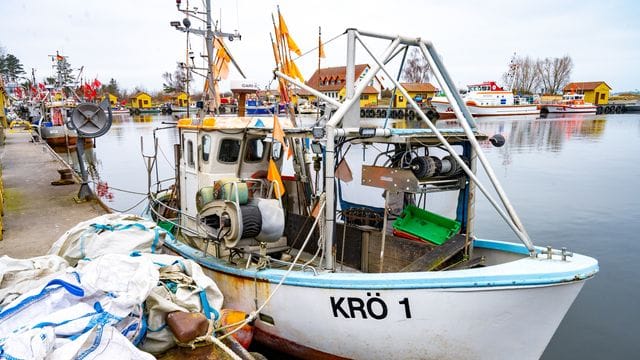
[219,309,254,349]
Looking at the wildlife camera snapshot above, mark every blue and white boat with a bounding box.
[148,27,598,360]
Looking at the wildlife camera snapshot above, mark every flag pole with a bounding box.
[317,26,322,121]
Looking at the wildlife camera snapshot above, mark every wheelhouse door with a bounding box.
[181,131,199,221]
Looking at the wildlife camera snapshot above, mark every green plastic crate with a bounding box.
[392,205,461,245]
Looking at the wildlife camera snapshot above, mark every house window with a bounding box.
[399,95,404,102]
[201,135,211,162]
[143,100,149,105]
[600,93,605,100]
[218,139,241,163]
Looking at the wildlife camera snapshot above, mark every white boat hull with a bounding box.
[164,239,597,360]
[542,104,597,114]
[432,100,540,118]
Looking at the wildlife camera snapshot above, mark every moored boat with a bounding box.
[432,81,540,118]
[146,14,598,359]
[540,93,597,114]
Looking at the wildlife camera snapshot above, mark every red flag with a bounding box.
[92,78,102,89]
[83,83,92,99]
[56,54,64,61]
[30,85,38,96]
[38,83,46,91]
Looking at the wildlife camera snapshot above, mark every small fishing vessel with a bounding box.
[245,99,285,115]
[540,93,598,114]
[146,8,598,357]
[39,99,78,146]
[431,81,540,118]
[296,100,319,115]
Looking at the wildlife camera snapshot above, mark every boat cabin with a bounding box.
[467,81,504,92]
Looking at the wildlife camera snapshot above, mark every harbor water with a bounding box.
[58,112,640,359]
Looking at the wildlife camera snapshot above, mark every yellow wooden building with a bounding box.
[563,81,611,105]
[129,92,153,108]
[393,83,438,108]
[102,93,118,106]
[174,92,189,107]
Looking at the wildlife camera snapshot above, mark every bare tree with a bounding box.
[502,55,539,94]
[162,63,186,93]
[536,55,573,94]
[402,48,431,83]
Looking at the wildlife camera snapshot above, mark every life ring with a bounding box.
[604,106,612,114]
[360,109,366,117]
[615,105,622,114]
[377,109,385,118]
[491,84,497,90]
[408,109,415,120]
[367,109,375,118]
[396,110,404,119]
[596,106,603,115]
[390,109,397,118]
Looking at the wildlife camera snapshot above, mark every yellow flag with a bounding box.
[267,159,286,199]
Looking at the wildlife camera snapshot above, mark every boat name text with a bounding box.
[330,294,412,319]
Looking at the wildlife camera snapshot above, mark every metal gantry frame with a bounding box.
[276,29,536,271]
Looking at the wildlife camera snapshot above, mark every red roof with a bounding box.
[563,81,611,91]
[306,64,369,91]
[362,86,379,94]
[399,82,438,92]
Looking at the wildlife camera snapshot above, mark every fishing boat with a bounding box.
[38,99,78,146]
[147,5,597,359]
[245,99,285,115]
[297,100,319,115]
[540,93,598,114]
[431,81,540,118]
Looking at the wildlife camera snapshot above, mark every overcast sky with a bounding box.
[2,0,638,93]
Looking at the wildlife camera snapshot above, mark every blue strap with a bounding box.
[199,290,219,321]
[0,278,84,321]
[151,228,159,253]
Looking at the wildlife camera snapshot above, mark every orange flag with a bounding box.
[272,115,285,146]
[288,59,304,83]
[278,12,301,56]
[319,27,326,59]
[267,159,286,199]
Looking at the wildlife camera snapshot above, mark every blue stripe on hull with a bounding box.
[164,238,598,290]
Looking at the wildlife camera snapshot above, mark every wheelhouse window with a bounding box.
[218,138,241,163]
[201,135,211,162]
[187,140,195,167]
[245,138,267,162]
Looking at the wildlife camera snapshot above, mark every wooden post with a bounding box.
[238,93,247,117]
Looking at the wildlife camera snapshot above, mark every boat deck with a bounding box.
[0,131,105,257]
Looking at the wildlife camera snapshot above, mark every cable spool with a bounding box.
[213,178,249,204]
[441,155,460,176]
[239,205,262,239]
[410,156,437,178]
